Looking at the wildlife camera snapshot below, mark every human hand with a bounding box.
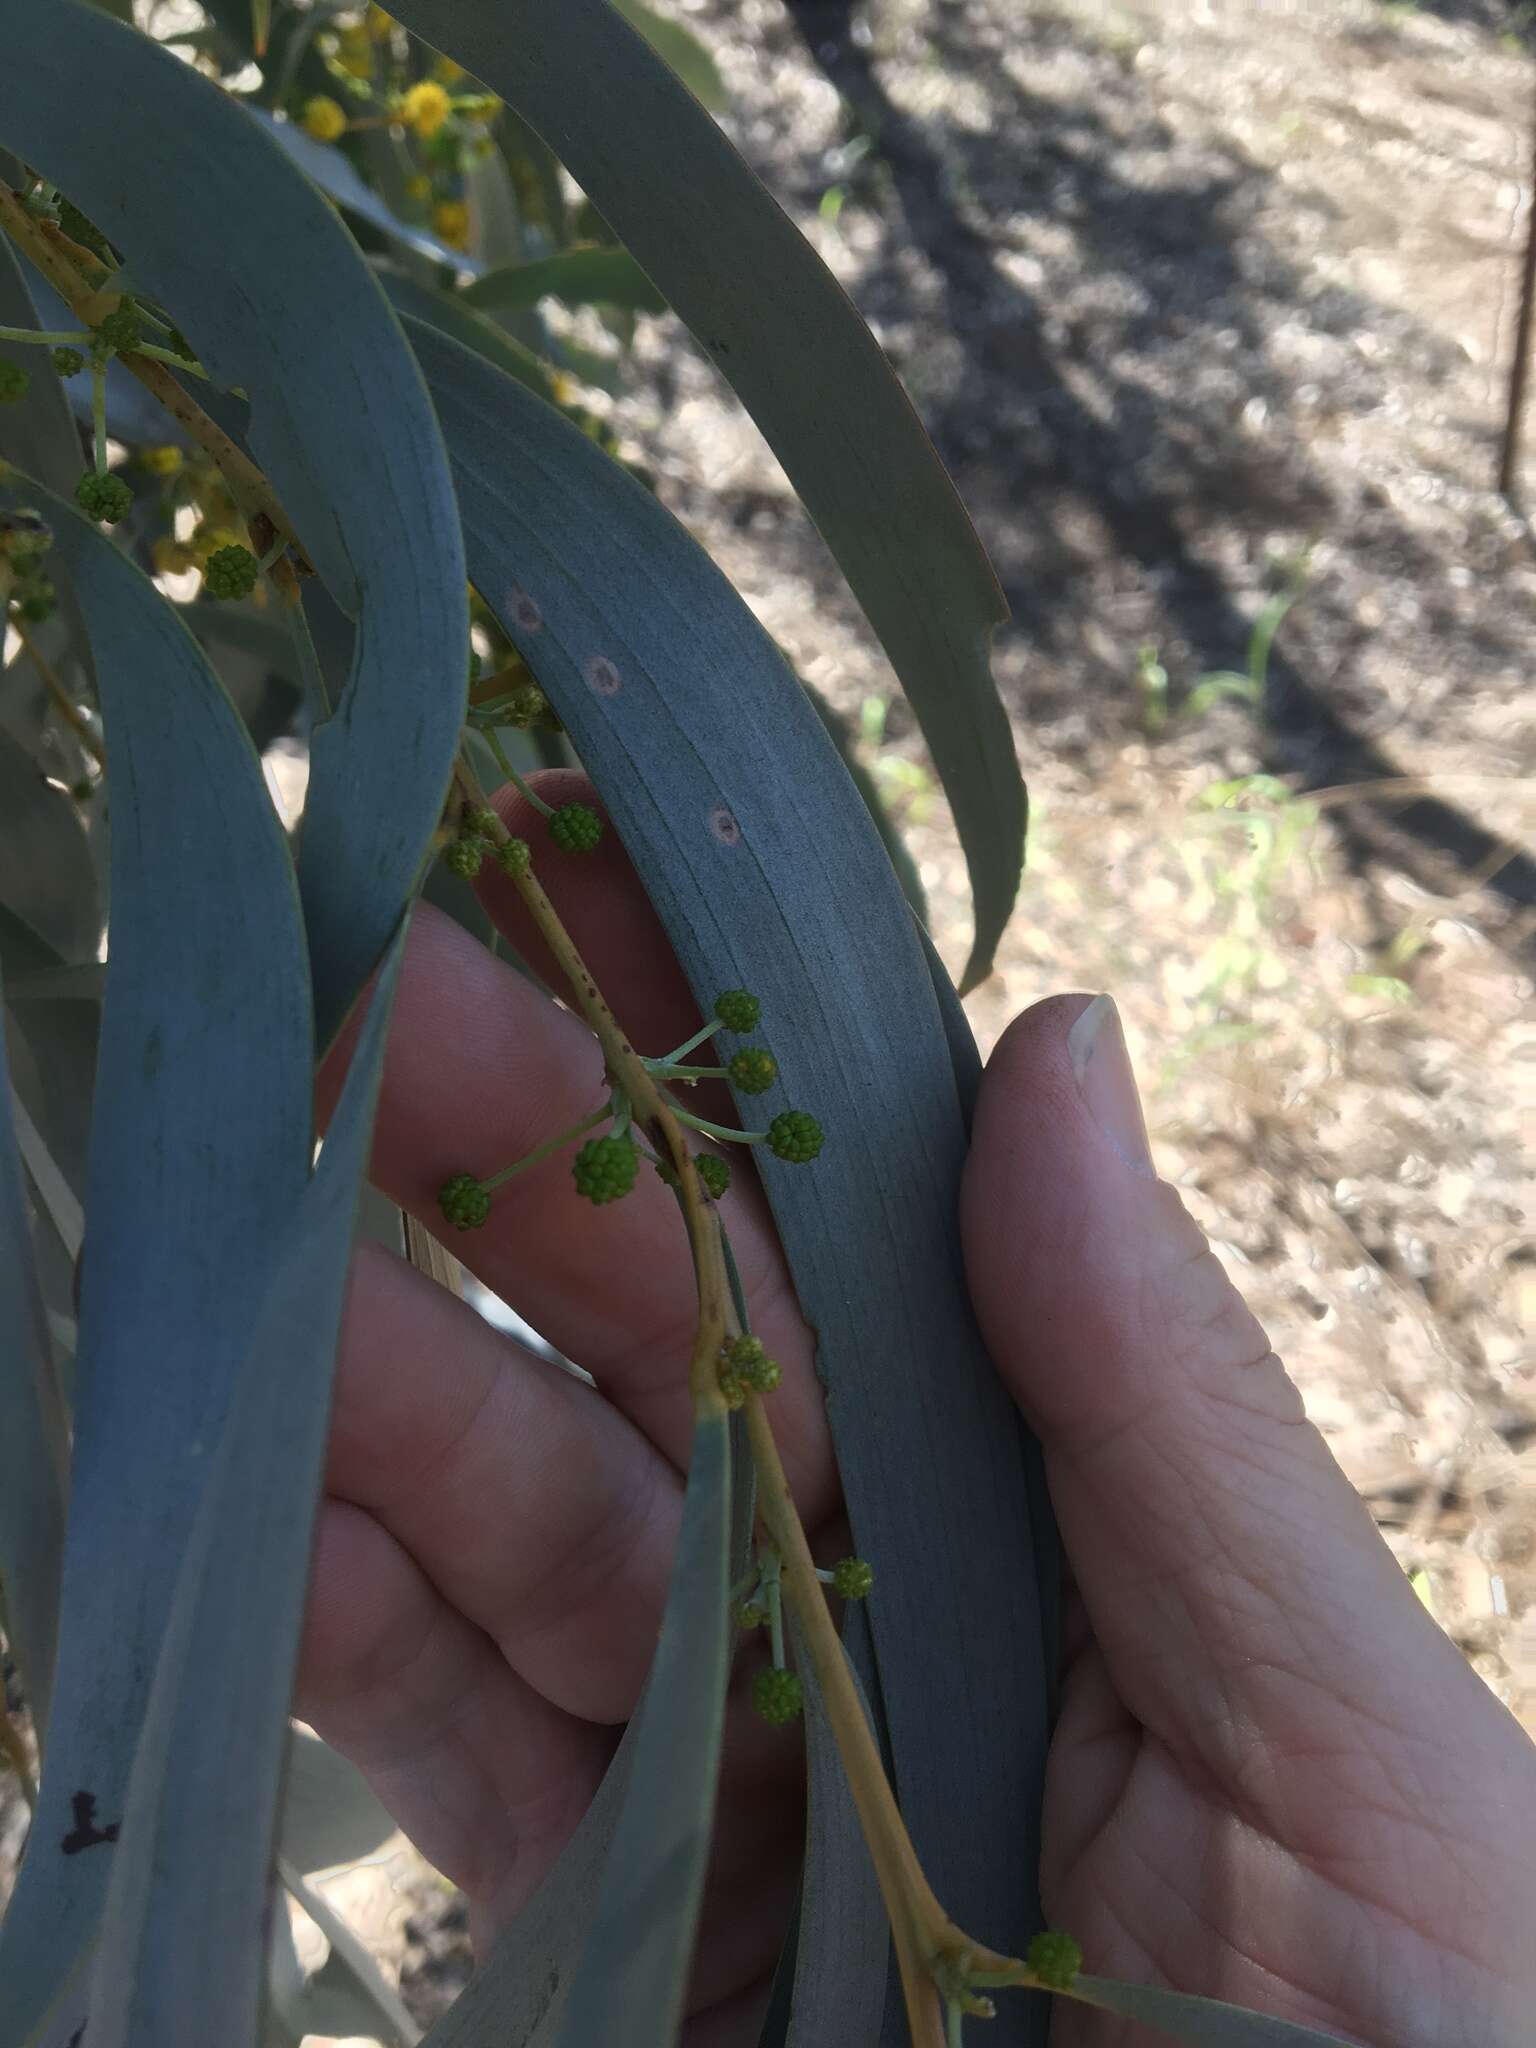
[299,779,1536,2044]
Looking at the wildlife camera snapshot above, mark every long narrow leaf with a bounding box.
[248,107,484,275]
[277,1859,421,2048]
[0,728,97,965]
[420,1715,644,2047]
[88,929,406,2048]
[463,247,666,316]
[0,474,314,2034]
[1069,1978,1358,2046]
[372,261,557,402]
[388,0,1022,989]
[0,0,468,1045]
[405,322,1055,2037]
[554,1412,733,2048]
[0,962,68,1737]
[779,1623,888,2048]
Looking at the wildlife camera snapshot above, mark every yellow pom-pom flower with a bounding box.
[139,445,183,477]
[405,174,432,203]
[401,79,451,139]
[433,199,471,250]
[301,95,348,144]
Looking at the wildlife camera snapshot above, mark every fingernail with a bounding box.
[1067,995,1154,1177]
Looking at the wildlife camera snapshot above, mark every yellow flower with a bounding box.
[433,199,471,250]
[432,56,466,84]
[301,95,348,144]
[366,5,395,39]
[405,174,432,203]
[151,537,196,577]
[400,79,451,140]
[139,445,183,477]
[335,26,373,78]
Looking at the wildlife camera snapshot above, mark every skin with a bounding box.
[300,776,1536,2045]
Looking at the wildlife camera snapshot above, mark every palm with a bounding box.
[303,835,1536,2048]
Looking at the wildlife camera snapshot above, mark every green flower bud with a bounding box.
[728,1047,777,1095]
[1025,1931,1082,1992]
[752,1666,803,1726]
[735,1600,769,1630]
[766,1110,823,1164]
[75,472,132,524]
[494,835,532,879]
[443,837,485,880]
[94,304,143,356]
[713,988,761,1033]
[202,543,259,601]
[51,347,84,378]
[695,1152,730,1199]
[0,357,29,403]
[548,801,603,854]
[831,1557,874,1600]
[438,1172,491,1231]
[572,1132,639,1205]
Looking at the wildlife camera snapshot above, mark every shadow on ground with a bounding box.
[767,0,1536,943]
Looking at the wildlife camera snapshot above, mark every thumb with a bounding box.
[961,994,1501,1792]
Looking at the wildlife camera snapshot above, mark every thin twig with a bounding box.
[0,185,308,564]
[12,620,105,771]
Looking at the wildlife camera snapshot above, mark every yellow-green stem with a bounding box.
[0,186,307,563]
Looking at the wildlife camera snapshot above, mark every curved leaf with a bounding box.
[554,1412,732,2048]
[405,321,1055,2026]
[248,105,485,276]
[463,247,667,316]
[778,1621,888,2048]
[89,926,406,2048]
[388,0,1021,988]
[0,961,68,1737]
[421,1714,643,2047]
[0,0,468,1045]
[277,1859,421,2048]
[373,260,557,402]
[0,472,314,2034]
[1069,1978,1358,2045]
[0,726,97,962]
[611,0,727,111]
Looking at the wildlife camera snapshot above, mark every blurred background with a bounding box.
[8,0,1535,2025]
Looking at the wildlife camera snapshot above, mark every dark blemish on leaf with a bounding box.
[509,587,543,631]
[708,804,742,846]
[66,2028,84,2048]
[584,654,622,697]
[61,1790,120,1855]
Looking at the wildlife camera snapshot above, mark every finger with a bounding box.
[295,1496,608,1914]
[343,901,834,1522]
[325,1242,681,1724]
[961,994,1510,1816]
